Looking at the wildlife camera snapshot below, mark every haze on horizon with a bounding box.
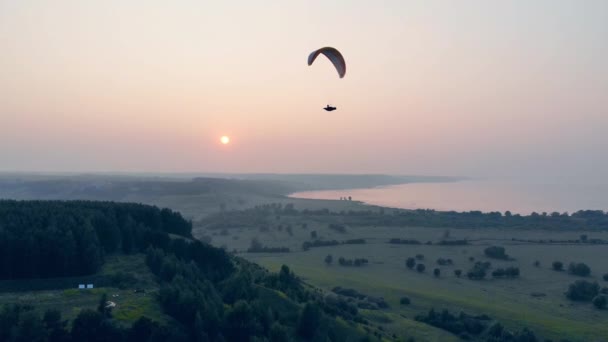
[1,1,607,183]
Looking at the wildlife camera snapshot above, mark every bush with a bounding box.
[603,273,608,281]
[552,261,564,271]
[324,255,333,265]
[433,268,440,277]
[484,246,509,260]
[406,258,416,269]
[565,280,599,301]
[568,262,591,277]
[400,297,411,305]
[416,264,426,273]
[533,260,540,267]
[593,295,607,309]
[467,262,491,280]
[436,258,453,266]
[454,269,462,278]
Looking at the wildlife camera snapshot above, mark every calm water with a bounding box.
[290,180,608,214]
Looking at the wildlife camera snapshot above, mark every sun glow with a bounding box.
[220,136,230,145]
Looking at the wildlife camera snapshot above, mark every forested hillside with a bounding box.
[0,200,373,342]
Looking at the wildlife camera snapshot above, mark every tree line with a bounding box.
[0,200,191,280]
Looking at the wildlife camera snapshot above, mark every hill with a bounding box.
[0,200,375,341]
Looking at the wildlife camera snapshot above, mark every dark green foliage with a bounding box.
[553,261,564,271]
[492,267,520,278]
[400,297,411,305]
[568,262,591,277]
[71,309,122,342]
[324,254,333,265]
[454,269,462,278]
[0,200,191,280]
[297,303,321,339]
[533,260,540,267]
[593,295,607,309]
[484,246,509,260]
[269,322,290,342]
[247,238,290,253]
[565,280,599,301]
[414,309,490,337]
[389,238,421,245]
[0,201,370,342]
[416,264,426,273]
[437,240,469,246]
[406,257,416,269]
[434,268,441,277]
[223,301,260,341]
[604,273,608,281]
[467,262,491,280]
[436,258,453,266]
[337,257,368,267]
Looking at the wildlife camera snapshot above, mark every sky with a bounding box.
[1,1,607,181]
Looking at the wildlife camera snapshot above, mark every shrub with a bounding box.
[552,261,564,271]
[416,264,426,273]
[433,268,440,277]
[400,297,411,305]
[436,258,453,266]
[467,262,491,280]
[484,246,509,260]
[406,257,416,269]
[534,260,540,267]
[454,269,462,278]
[603,273,608,281]
[568,262,591,277]
[324,254,333,265]
[593,295,607,309]
[565,280,599,301]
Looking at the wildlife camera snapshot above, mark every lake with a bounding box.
[290,180,608,214]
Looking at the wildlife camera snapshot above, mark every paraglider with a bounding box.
[308,47,345,111]
[307,47,346,78]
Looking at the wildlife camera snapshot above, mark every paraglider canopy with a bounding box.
[323,105,337,112]
[308,47,346,78]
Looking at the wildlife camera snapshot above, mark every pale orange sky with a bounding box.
[1,1,607,181]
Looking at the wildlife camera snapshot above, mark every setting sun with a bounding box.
[220,136,230,145]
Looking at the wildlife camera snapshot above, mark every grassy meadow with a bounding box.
[206,205,608,341]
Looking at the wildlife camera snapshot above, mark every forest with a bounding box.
[0,200,371,341]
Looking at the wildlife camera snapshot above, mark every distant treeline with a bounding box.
[302,238,366,251]
[204,203,608,231]
[0,200,191,280]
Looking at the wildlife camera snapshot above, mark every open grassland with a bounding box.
[209,214,608,341]
[0,254,169,325]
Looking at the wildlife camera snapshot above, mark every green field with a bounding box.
[0,254,169,325]
[207,210,608,341]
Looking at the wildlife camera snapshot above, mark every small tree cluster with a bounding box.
[566,280,599,301]
[568,262,591,277]
[491,267,520,278]
[552,261,564,271]
[484,246,510,260]
[338,257,368,267]
[436,258,453,266]
[467,262,491,280]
